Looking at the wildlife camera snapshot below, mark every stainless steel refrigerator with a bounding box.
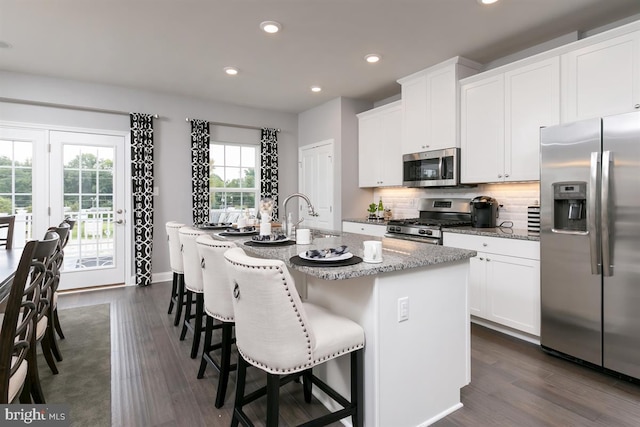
[540,110,640,380]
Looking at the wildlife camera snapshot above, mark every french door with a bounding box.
[0,125,129,290]
[49,131,127,290]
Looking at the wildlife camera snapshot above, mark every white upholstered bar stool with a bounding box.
[178,226,207,358]
[224,247,365,427]
[195,234,237,408]
[166,221,186,327]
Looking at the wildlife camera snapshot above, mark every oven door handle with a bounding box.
[384,233,441,245]
[438,157,444,179]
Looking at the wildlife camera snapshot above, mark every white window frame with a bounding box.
[209,141,260,213]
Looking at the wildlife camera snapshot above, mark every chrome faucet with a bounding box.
[282,193,318,235]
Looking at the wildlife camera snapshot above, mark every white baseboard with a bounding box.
[152,271,173,284]
[417,403,463,426]
[471,317,540,345]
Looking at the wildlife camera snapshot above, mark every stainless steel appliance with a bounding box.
[385,198,471,244]
[403,148,460,187]
[540,110,640,380]
[470,196,499,228]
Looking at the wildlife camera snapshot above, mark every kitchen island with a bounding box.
[212,230,476,427]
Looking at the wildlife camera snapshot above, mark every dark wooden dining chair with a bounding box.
[0,240,40,403]
[0,215,16,249]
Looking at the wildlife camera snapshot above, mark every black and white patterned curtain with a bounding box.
[130,113,155,287]
[260,127,279,219]
[190,119,210,225]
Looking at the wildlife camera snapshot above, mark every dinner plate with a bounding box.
[220,229,258,236]
[198,223,231,230]
[250,237,291,244]
[298,251,353,262]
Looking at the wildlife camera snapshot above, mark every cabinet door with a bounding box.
[468,254,486,317]
[379,105,403,186]
[342,221,387,237]
[562,31,640,122]
[484,254,540,335]
[358,114,381,187]
[426,66,457,151]
[401,76,429,154]
[505,57,560,181]
[460,75,505,183]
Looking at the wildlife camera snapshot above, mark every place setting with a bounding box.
[244,233,296,247]
[196,222,232,230]
[290,244,364,267]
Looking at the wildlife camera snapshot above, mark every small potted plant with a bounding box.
[367,203,378,221]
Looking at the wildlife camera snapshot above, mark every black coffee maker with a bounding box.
[470,196,499,228]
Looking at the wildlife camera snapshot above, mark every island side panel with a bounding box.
[304,259,470,427]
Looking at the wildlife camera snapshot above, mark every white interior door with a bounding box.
[49,131,127,290]
[299,140,334,230]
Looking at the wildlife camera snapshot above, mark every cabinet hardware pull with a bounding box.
[635,104,640,109]
[505,174,510,178]
[479,257,484,261]
[486,258,491,262]
[482,243,487,247]
[498,174,502,178]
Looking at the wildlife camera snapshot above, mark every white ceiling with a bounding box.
[1,0,640,114]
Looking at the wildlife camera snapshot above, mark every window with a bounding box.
[0,139,32,216]
[209,143,258,211]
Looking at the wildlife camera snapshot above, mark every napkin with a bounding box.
[305,245,349,259]
[225,226,256,232]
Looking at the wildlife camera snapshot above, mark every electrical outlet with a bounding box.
[398,297,409,322]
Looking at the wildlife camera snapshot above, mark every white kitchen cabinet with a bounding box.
[342,221,387,237]
[461,56,560,183]
[357,101,402,187]
[398,57,481,155]
[562,30,640,122]
[443,232,541,336]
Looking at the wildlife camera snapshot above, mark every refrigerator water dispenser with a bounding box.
[553,182,587,232]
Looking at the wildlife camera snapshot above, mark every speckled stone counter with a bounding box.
[210,231,476,281]
[443,226,540,241]
[342,218,389,225]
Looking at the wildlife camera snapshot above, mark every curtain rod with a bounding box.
[185,117,280,132]
[0,97,159,118]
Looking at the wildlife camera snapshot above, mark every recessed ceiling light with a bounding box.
[224,67,239,76]
[478,0,499,4]
[260,21,282,34]
[364,54,381,63]
[0,41,11,49]
[310,86,322,93]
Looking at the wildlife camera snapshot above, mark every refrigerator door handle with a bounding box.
[588,151,600,275]
[601,150,613,277]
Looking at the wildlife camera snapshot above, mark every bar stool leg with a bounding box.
[190,293,204,359]
[266,373,280,427]
[180,289,192,341]
[168,272,178,314]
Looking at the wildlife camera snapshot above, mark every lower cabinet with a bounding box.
[443,233,540,336]
[342,221,387,237]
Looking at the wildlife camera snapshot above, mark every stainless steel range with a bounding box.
[385,198,471,245]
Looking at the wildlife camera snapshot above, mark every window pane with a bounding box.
[64,170,80,193]
[242,193,255,209]
[226,192,243,209]
[0,140,11,161]
[14,195,31,211]
[97,195,114,210]
[0,196,13,214]
[210,144,224,166]
[211,166,224,188]
[64,195,80,212]
[242,168,256,188]
[14,142,32,166]
[210,190,225,209]
[81,170,97,194]
[98,171,113,193]
[225,167,241,188]
[14,168,32,193]
[0,168,11,193]
[241,146,256,167]
[81,197,94,210]
[64,145,82,167]
[226,146,241,167]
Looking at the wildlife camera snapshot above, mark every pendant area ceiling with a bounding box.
[1,0,639,114]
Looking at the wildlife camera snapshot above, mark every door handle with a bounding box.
[601,150,613,277]
[113,219,124,224]
[588,151,600,275]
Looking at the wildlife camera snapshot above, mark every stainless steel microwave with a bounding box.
[403,148,460,187]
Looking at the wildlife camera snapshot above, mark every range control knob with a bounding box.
[418,229,427,235]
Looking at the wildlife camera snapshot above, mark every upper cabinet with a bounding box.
[562,31,640,122]
[357,101,403,188]
[398,57,481,155]
[461,56,560,183]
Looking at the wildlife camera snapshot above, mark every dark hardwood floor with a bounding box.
[57,282,640,427]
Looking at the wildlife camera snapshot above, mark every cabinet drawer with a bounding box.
[342,221,387,237]
[443,233,539,260]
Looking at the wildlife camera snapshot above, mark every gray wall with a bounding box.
[0,70,298,281]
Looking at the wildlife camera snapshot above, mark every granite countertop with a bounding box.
[343,218,389,225]
[211,231,476,281]
[443,226,540,241]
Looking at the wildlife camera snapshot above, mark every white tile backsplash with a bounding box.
[372,182,540,229]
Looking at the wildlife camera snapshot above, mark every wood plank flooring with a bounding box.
[57,282,640,427]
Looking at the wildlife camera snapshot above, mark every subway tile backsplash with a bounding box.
[373,182,540,229]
